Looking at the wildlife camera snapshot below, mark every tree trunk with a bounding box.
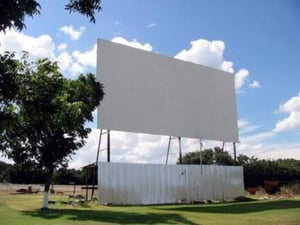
[41,169,53,209]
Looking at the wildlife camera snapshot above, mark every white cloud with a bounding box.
[0,28,90,77]
[278,93,300,113]
[238,119,261,135]
[57,43,68,51]
[174,39,253,90]
[240,131,275,143]
[67,127,300,168]
[56,52,85,76]
[221,61,234,73]
[57,52,73,71]
[235,69,249,90]
[237,142,300,160]
[59,25,86,40]
[147,23,157,28]
[69,130,170,168]
[274,93,300,132]
[0,28,56,61]
[249,80,261,88]
[72,44,97,67]
[112,37,153,51]
[238,119,250,129]
[175,39,227,70]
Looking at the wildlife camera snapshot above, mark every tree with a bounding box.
[1,54,104,209]
[52,167,84,185]
[0,52,27,151]
[180,147,234,165]
[0,0,102,32]
[0,160,11,182]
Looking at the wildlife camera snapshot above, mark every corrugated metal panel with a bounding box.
[98,162,244,205]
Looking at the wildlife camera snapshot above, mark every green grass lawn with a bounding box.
[0,193,299,225]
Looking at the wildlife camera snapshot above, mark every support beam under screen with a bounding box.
[233,142,237,164]
[222,141,225,152]
[199,139,203,165]
[165,136,172,165]
[107,130,110,162]
[178,137,182,164]
[166,136,181,164]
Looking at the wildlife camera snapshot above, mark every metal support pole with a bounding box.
[178,137,182,164]
[222,141,225,152]
[233,142,237,164]
[107,130,110,162]
[199,139,203,165]
[85,166,89,203]
[166,136,172,165]
[96,129,103,164]
[91,129,103,200]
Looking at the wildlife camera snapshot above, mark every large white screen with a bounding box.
[97,39,239,142]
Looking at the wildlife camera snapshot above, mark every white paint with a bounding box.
[97,39,239,142]
[42,192,49,209]
[98,162,244,205]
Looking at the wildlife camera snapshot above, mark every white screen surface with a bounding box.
[97,39,239,142]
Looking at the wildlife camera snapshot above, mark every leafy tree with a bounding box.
[0,52,28,152]
[53,167,84,185]
[0,160,11,182]
[7,162,47,184]
[181,147,234,165]
[1,54,104,209]
[214,147,235,165]
[0,0,102,32]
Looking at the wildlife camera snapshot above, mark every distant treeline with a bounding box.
[180,147,300,188]
[1,147,299,188]
[0,161,96,185]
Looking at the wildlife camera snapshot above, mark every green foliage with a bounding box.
[0,160,11,182]
[238,155,300,187]
[0,54,104,194]
[0,0,102,32]
[181,149,300,188]
[0,161,95,185]
[65,0,102,23]
[6,162,47,184]
[52,167,84,185]
[0,52,28,152]
[0,0,40,32]
[181,147,234,165]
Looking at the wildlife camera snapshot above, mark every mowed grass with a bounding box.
[0,192,300,225]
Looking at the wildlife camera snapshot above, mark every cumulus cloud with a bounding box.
[0,28,97,77]
[274,93,300,132]
[72,44,97,67]
[112,37,153,51]
[235,69,249,90]
[174,39,253,90]
[57,43,68,51]
[175,39,227,70]
[0,28,56,60]
[249,80,261,88]
[69,130,171,168]
[59,25,86,40]
[56,51,85,76]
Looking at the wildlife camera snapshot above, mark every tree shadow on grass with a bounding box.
[159,200,300,214]
[22,208,198,225]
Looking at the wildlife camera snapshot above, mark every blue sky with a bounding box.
[1,0,299,167]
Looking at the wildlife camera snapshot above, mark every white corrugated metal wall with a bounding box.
[98,162,244,205]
